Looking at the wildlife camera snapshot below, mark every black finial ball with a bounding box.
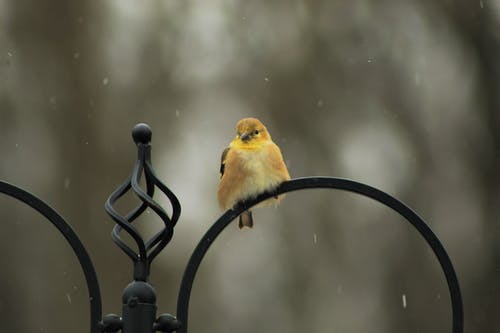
[132,123,152,144]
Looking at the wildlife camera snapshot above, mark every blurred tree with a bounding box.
[0,0,498,332]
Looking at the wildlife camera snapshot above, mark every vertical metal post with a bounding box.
[122,281,157,333]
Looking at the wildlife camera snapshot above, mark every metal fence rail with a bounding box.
[0,123,464,333]
[0,180,102,333]
[176,177,464,333]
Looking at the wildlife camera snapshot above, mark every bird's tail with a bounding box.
[239,210,253,229]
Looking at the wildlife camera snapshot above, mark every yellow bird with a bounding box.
[217,117,290,228]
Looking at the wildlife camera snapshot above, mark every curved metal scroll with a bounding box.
[176,177,464,333]
[105,123,181,281]
[0,181,102,333]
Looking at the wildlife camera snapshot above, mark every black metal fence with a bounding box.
[0,123,464,332]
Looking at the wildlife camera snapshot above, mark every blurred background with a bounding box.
[0,0,499,332]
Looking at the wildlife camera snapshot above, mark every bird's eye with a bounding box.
[254,130,259,135]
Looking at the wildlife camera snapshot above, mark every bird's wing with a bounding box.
[219,147,230,177]
[268,143,291,180]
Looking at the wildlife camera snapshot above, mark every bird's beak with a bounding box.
[240,133,250,142]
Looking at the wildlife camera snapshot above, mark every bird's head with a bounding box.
[234,117,271,146]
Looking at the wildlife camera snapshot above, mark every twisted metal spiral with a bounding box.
[105,123,181,281]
